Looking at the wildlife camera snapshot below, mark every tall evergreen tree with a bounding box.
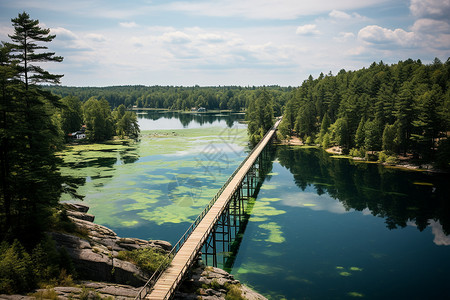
[0,13,81,246]
[247,89,274,145]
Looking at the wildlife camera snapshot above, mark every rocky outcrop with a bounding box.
[51,204,172,287]
[0,204,267,299]
[175,265,268,300]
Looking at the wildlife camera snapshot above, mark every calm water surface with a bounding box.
[232,146,450,299]
[61,112,450,299]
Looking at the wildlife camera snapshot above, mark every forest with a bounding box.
[277,58,450,168]
[45,84,290,116]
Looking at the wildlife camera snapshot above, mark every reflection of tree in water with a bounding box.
[138,111,244,128]
[276,146,450,234]
[222,144,276,271]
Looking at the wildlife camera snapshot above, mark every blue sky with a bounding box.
[0,0,449,86]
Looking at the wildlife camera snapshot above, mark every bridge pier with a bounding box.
[200,144,275,270]
[137,118,281,300]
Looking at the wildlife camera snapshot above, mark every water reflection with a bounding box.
[137,110,245,130]
[276,146,450,236]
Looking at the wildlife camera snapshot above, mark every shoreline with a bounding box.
[0,204,267,300]
[281,136,448,174]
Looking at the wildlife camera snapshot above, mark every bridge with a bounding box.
[136,118,282,300]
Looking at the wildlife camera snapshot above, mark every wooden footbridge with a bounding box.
[136,118,282,300]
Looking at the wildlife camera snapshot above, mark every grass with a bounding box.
[116,247,172,275]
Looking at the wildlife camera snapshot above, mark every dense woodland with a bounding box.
[278,58,450,168]
[45,84,290,116]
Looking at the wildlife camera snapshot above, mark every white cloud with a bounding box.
[119,21,139,28]
[296,24,320,35]
[160,31,192,44]
[334,32,355,42]
[86,33,106,42]
[51,27,78,40]
[429,220,450,246]
[358,25,417,48]
[411,18,450,34]
[329,9,365,20]
[329,10,352,19]
[198,33,226,43]
[281,191,352,214]
[162,0,391,20]
[410,0,450,19]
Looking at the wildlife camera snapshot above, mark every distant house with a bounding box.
[68,125,86,140]
[198,107,206,112]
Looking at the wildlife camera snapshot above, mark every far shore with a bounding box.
[281,136,447,174]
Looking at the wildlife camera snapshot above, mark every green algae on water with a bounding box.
[348,292,364,297]
[258,222,285,243]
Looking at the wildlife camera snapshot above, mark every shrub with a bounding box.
[117,247,171,275]
[321,132,331,149]
[378,151,388,163]
[31,288,59,300]
[79,287,102,300]
[365,152,377,161]
[0,240,36,294]
[224,283,245,300]
[305,136,312,145]
[385,155,399,165]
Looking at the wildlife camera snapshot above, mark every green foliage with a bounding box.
[349,148,366,158]
[280,58,450,164]
[385,155,399,165]
[321,132,331,149]
[31,288,59,300]
[364,119,382,152]
[277,117,290,140]
[45,85,291,112]
[60,96,83,136]
[0,12,83,246]
[330,117,350,149]
[305,136,313,145]
[116,247,171,275]
[79,287,102,300]
[0,240,35,294]
[247,89,274,145]
[113,105,140,138]
[435,138,450,170]
[224,283,245,300]
[0,234,76,294]
[82,97,115,142]
[378,151,388,163]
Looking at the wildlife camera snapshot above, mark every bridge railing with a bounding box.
[135,118,281,300]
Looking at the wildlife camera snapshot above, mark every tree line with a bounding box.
[45,84,290,114]
[61,96,140,142]
[277,59,450,169]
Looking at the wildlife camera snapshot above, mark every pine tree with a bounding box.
[247,89,274,145]
[0,13,81,246]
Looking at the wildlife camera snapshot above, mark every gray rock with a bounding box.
[175,265,267,300]
[63,203,90,213]
[66,210,95,222]
[150,240,172,251]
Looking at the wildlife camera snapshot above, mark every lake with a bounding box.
[60,111,450,299]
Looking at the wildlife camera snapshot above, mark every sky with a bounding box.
[0,0,449,87]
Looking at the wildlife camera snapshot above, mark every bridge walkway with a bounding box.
[145,118,282,299]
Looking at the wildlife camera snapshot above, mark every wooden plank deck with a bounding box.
[146,119,281,300]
